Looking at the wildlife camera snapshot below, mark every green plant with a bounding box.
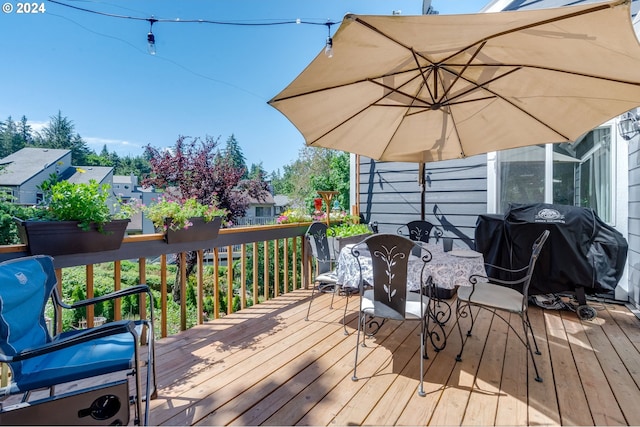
[32,179,116,231]
[329,222,372,237]
[145,196,227,232]
[276,207,312,224]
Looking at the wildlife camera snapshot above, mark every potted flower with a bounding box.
[276,208,313,224]
[144,196,227,244]
[14,179,132,256]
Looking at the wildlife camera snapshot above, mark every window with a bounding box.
[497,127,613,223]
[497,145,545,213]
[255,206,271,217]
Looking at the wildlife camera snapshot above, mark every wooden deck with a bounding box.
[142,289,640,426]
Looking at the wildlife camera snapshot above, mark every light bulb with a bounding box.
[147,32,156,55]
[325,37,333,58]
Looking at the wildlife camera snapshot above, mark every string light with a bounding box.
[324,21,334,58]
[147,18,157,55]
[47,0,342,56]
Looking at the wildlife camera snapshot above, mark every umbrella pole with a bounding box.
[419,162,425,221]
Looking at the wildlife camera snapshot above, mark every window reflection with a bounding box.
[497,127,612,223]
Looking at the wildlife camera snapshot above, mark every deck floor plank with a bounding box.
[429,307,494,426]
[545,310,594,425]
[462,310,508,426]
[527,307,561,426]
[579,306,640,425]
[19,289,640,426]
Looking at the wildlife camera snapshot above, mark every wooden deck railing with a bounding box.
[0,223,317,339]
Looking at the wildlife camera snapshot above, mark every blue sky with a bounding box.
[0,0,489,173]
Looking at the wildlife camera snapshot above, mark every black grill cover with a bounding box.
[475,203,627,296]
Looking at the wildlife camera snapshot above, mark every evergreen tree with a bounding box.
[38,111,92,164]
[224,134,247,178]
[0,116,17,158]
[16,116,31,150]
[248,162,267,181]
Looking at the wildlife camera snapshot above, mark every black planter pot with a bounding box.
[164,217,222,244]
[14,218,130,256]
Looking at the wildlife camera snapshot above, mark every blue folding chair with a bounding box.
[0,255,156,425]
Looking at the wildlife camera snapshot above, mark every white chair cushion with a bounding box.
[361,289,428,321]
[315,271,338,284]
[457,282,524,313]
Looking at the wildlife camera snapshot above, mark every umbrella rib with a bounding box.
[368,78,432,108]
[411,49,437,104]
[437,66,521,106]
[437,41,487,104]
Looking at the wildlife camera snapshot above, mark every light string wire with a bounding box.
[47,0,339,28]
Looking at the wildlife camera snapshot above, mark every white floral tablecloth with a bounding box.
[336,242,487,292]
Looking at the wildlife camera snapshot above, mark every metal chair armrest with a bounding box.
[57,284,152,310]
[483,263,528,274]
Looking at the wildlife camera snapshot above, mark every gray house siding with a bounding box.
[358,155,487,249]
[628,139,640,307]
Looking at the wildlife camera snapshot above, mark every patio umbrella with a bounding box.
[268,0,640,164]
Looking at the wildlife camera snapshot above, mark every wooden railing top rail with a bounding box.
[0,222,313,269]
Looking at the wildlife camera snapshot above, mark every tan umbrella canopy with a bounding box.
[269,0,640,163]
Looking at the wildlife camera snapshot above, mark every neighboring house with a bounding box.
[237,192,276,226]
[0,148,115,207]
[354,0,640,305]
[0,148,72,204]
[112,174,150,234]
[273,194,291,216]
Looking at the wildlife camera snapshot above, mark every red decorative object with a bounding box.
[314,198,323,212]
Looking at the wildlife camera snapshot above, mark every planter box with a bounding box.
[15,218,129,256]
[329,233,373,257]
[164,216,222,244]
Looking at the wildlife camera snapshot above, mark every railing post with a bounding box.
[138,258,148,345]
[161,254,168,338]
[240,244,247,309]
[263,241,269,301]
[114,260,122,321]
[252,242,258,305]
[197,250,204,324]
[86,264,94,329]
[213,248,220,319]
[227,245,233,315]
[274,239,280,297]
[180,252,187,331]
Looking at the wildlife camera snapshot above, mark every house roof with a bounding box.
[248,192,275,205]
[0,148,70,186]
[273,195,290,207]
[67,166,114,185]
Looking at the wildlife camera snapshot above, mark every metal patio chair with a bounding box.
[351,233,433,397]
[397,220,442,243]
[0,255,157,425]
[455,229,550,383]
[305,222,340,321]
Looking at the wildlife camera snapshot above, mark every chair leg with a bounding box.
[525,310,541,355]
[342,293,352,335]
[520,313,543,383]
[329,285,336,309]
[352,311,365,382]
[305,282,318,321]
[418,318,426,397]
[455,300,473,362]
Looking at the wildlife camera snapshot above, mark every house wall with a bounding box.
[357,155,488,249]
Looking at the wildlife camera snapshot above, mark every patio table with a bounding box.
[336,241,487,294]
[336,241,487,351]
